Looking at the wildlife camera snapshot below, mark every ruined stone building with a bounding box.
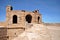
[0,5,60,40]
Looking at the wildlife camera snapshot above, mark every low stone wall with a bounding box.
[7,27,25,40]
[0,28,7,40]
[0,27,25,40]
[45,23,60,26]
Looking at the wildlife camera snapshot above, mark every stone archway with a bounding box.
[13,15,17,24]
[25,15,32,23]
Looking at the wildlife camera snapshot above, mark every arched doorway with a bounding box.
[13,15,17,24]
[38,16,40,23]
[25,15,32,23]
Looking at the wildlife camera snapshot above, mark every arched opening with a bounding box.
[25,15,32,23]
[38,16,40,23]
[13,15,17,24]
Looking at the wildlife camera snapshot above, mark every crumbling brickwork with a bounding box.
[0,5,42,40]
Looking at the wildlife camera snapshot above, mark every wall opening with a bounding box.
[38,16,40,23]
[26,15,32,23]
[13,15,17,24]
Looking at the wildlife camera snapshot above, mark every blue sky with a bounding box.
[0,0,60,23]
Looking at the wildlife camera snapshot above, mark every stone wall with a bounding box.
[0,27,25,40]
[7,28,25,40]
[0,28,7,40]
[0,5,60,40]
[6,5,42,27]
